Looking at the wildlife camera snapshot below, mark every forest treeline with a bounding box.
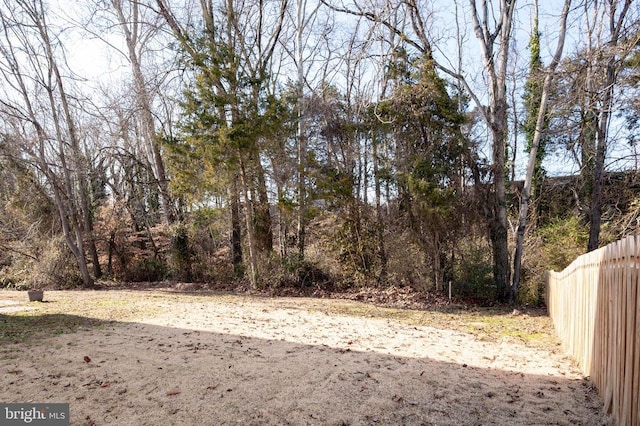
[1,0,640,305]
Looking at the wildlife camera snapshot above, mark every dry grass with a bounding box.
[1,289,557,349]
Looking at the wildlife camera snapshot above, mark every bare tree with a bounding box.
[293,0,325,259]
[0,0,100,287]
[458,0,516,302]
[110,0,177,225]
[585,0,634,251]
[512,0,572,304]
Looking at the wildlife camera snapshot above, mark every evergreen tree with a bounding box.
[522,11,548,214]
[156,0,287,287]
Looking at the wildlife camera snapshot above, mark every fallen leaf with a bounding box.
[166,390,181,396]
[83,356,91,363]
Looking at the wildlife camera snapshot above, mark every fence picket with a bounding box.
[547,236,639,425]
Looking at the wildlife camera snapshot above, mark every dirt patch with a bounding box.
[0,290,611,425]
[0,299,34,313]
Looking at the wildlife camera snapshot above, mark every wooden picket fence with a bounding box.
[547,235,640,425]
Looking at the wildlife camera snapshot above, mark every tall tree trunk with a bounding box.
[372,132,387,284]
[251,151,273,252]
[468,0,516,303]
[80,174,102,279]
[587,60,615,251]
[296,124,307,259]
[487,98,511,302]
[37,3,100,284]
[238,157,259,288]
[113,0,176,226]
[52,185,93,288]
[587,0,632,251]
[276,183,288,257]
[489,178,510,302]
[47,37,102,280]
[295,0,308,259]
[230,176,243,278]
[512,0,571,304]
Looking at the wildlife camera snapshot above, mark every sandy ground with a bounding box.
[0,293,611,425]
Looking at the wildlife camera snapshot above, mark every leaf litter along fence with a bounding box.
[547,235,639,426]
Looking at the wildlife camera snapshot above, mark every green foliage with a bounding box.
[523,27,544,150]
[176,32,284,155]
[515,214,589,306]
[126,258,168,283]
[166,18,289,211]
[330,208,381,286]
[168,18,288,285]
[522,20,549,197]
[379,56,468,294]
[380,57,465,137]
[387,57,466,192]
[408,158,457,212]
[537,215,588,272]
[170,223,192,282]
[162,134,224,205]
[314,166,354,203]
[452,242,495,301]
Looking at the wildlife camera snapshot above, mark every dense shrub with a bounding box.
[452,240,495,300]
[11,238,83,289]
[125,257,168,282]
[260,254,333,290]
[169,223,192,282]
[517,214,589,306]
[384,229,431,290]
